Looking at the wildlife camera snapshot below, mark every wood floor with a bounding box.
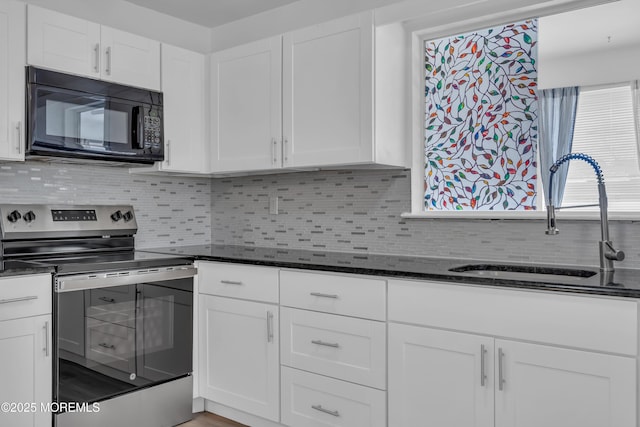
[177,412,248,427]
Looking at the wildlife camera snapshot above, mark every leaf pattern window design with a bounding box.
[424,19,539,211]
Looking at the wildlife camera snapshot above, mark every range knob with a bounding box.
[110,210,122,222]
[122,210,134,222]
[7,210,21,223]
[23,211,36,223]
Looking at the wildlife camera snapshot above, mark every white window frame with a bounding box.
[398,0,635,221]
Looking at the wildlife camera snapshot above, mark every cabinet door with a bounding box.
[161,44,207,173]
[199,295,279,421]
[27,5,100,78]
[283,12,373,168]
[100,26,160,90]
[0,0,24,161]
[210,37,281,173]
[0,315,52,427]
[388,323,493,427]
[495,339,636,427]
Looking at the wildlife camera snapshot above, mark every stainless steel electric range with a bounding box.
[0,204,196,427]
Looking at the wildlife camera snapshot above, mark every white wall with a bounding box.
[22,0,212,53]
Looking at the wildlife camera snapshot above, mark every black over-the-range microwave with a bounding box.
[26,66,164,164]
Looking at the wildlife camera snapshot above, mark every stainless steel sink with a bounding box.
[448,264,597,284]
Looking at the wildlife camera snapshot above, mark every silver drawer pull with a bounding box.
[311,405,340,417]
[311,340,340,348]
[99,296,116,303]
[0,295,38,305]
[98,342,115,350]
[310,292,338,299]
[498,348,505,391]
[221,280,243,286]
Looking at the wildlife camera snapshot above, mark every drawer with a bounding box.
[281,366,386,427]
[197,261,279,303]
[281,308,386,389]
[280,270,386,320]
[0,274,51,322]
[389,279,639,356]
[86,319,135,373]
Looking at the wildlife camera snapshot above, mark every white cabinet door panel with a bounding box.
[495,339,636,427]
[210,37,281,172]
[283,12,373,167]
[0,0,25,161]
[388,323,494,427]
[27,5,100,78]
[0,315,52,427]
[199,295,279,421]
[100,26,160,90]
[161,44,207,173]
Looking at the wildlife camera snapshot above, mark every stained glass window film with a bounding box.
[424,19,539,211]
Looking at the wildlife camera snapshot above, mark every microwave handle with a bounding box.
[131,106,143,149]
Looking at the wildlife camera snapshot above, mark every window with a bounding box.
[562,84,640,212]
[423,19,539,212]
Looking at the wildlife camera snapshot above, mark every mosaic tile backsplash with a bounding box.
[211,168,640,268]
[0,161,211,248]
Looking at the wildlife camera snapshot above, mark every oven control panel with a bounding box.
[0,205,138,239]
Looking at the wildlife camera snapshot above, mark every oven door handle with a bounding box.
[55,266,197,292]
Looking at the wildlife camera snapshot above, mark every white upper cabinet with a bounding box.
[27,5,160,90]
[209,11,408,174]
[210,37,282,173]
[282,13,373,168]
[100,26,160,90]
[159,44,208,173]
[0,0,25,161]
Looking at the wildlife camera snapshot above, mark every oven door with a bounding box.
[28,85,163,163]
[53,266,195,407]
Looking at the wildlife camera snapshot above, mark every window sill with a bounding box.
[401,211,640,221]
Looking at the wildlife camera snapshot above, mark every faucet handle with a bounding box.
[604,242,625,261]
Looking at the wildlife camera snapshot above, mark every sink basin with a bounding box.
[448,264,597,284]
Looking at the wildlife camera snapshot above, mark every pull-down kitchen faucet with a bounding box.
[545,153,624,272]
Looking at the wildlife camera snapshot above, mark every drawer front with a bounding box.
[0,274,51,321]
[280,270,386,320]
[281,308,386,389]
[86,319,135,373]
[197,261,279,303]
[389,279,639,356]
[281,366,386,427]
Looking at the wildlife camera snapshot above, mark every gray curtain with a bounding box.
[539,86,580,207]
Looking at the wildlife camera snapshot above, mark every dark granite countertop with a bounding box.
[140,244,640,298]
[0,260,54,278]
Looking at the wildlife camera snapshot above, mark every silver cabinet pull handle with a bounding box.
[99,296,115,303]
[310,292,338,299]
[105,46,112,75]
[166,139,171,166]
[498,348,505,391]
[480,344,487,387]
[98,342,115,350]
[93,43,100,72]
[15,122,22,154]
[283,138,288,165]
[0,295,37,305]
[311,340,340,348]
[43,321,49,357]
[311,405,340,417]
[220,280,243,286]
[266,311,274,343]
[271,138,278,166]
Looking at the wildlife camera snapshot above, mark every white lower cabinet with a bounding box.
[388,323,494,427]
[281,366,386,427]
[199,294,279,422]
[0,274,52,427]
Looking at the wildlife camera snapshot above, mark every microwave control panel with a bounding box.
[143,116,162,150]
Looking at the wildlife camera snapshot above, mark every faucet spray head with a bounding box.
[546,205,559,235]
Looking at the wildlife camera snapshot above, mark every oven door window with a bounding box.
[55,278,193,406]
[31,86,140,155]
